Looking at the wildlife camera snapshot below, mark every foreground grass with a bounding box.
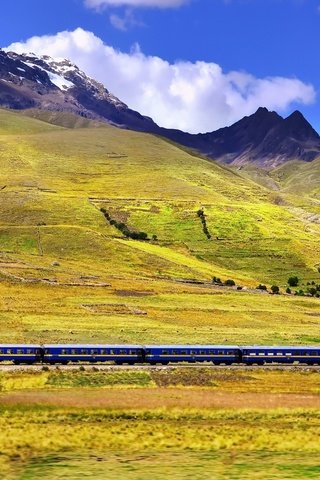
[0,406,320,479]
[0,369,319,478]
[1,368,320,393]
[16,452,320,480]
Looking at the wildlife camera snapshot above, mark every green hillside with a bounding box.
[0,108,320,344]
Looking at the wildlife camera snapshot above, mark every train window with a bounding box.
[285,353,292,356]
[17,349,24,354]
[267,353,274,356]
[162,350,168,355]
[258,352,264,356]
[129,350,136,355]
[91,349,99,355]
[7,349,14,354]
[71,349,77,355]
[310,352,317,356]
[119,350,127,354]
[276,352,283,356]
[61,349,69,355]
[249,353,255,356]
[80,349,88,355]
[27,349,33,354]
[0,349,3,354]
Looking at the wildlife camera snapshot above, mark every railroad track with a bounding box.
[0,364,319,372]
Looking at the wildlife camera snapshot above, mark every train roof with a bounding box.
[241,345,320,349]
[143,345,240,349]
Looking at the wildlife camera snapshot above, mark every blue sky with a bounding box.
[1,0,320,133]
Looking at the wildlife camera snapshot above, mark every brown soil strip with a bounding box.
[1,388,319,409]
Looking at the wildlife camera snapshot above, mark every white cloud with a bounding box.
[5,28,316,133]
[85,0,189,8]
[109,8,143,30]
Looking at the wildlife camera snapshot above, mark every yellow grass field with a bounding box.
[0,108,320,479]
[0,368,320,479]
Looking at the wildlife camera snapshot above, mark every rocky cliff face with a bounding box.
[1,49,320,168]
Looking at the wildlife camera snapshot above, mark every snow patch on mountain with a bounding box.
[47,71,75,90]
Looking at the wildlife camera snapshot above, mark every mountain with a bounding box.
[0,49,159,132]
[1,49,320,167]
[201,107,320,168]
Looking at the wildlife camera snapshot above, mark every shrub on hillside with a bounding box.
[271,285,280,294]
[212,276,222,285]
[288,276,299,287]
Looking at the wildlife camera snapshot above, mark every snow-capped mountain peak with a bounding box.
[0,49,132,117]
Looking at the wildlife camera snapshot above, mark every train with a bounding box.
[0,344,320,365]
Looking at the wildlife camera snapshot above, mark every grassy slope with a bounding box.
[1,109,320,479]
[0,108,319,346]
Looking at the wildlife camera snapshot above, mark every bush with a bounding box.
[257,284,267,291]
[286,287,291,294]
[138,232,148,240]
[271,285,280,294]
[225,279,236,286]
[212,276,222,284]
[308,287,317,297]
[288,276,299,287]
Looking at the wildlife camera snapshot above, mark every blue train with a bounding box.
[0,344,319,365]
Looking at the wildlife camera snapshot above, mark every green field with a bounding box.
[0,107,320,478]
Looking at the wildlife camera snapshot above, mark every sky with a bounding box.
[1,0,320,133]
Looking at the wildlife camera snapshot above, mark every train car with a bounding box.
[42,344,144,364]
[242,346,320,365]
[0,344,42,364]
[144,345,241,365]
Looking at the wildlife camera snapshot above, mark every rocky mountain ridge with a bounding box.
[1,49,320,167]
[0,49,159,132]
